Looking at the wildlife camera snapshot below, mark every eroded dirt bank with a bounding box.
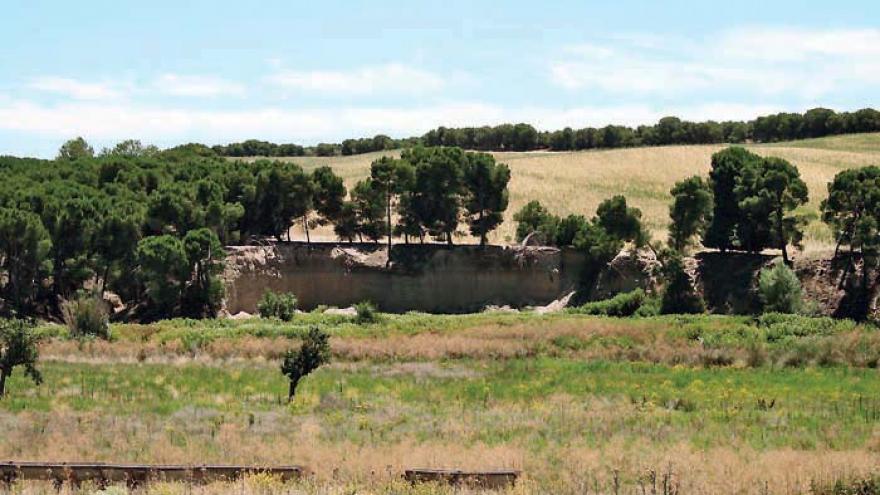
[224,243,593,313]
[224,242,866,316]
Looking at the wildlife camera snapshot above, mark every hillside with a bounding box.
[246,133,880,249]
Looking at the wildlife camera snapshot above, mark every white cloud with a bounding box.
[718,27,880,62]
[0,99,784,152]
[28,77,124,100]
[551,27,880,98]
[154,74,245,97]
[266,63,446,95]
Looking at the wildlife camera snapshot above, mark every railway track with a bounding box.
[0,462,305,488]
[0,462,520,489]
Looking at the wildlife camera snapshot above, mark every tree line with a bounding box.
[209,107,880,157]
[0,139,510,321]
[211,135,421,158]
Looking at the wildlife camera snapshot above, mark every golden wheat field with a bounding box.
[259,133,880,248]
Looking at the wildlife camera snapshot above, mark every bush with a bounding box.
[61,293,111,340]
[758,259,803,314]
[634,295,661,317]
[660,254,705,315]
[571,289,647,317]
[354,301,379,324]
[257,291,298,321]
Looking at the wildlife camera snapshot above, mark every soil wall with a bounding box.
[224,242,862,316]
[224,243,592,313]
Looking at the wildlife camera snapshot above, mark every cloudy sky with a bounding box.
[2,0,879,157]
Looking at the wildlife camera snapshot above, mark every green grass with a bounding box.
[9,313,880,492]
[4,358,879,452]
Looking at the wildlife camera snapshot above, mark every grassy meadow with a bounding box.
[4,313,880,494]
[260,133,880,249]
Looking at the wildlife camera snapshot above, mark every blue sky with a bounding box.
[2,0,879,157]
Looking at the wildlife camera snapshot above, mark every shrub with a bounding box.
[758,259,803,314]
[634,296,661,317]
[354,301,379,324]
[61,292,111,340]
[660,254,705,315]
[571,289,647,317]
[257,290,298,321]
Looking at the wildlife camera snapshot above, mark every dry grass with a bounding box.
[251,134,880,248]
[6,447,879,494]
[37,315,880,368]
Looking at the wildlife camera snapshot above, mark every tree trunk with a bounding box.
[777,207,789,265]
[303,216,311,246]
[386,194,392,267]
[0,369,7,399]
[101,263,111,298]
[478,210,486,248]
[287,377,300,402]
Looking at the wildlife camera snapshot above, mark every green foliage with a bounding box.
[351,179,385,243]
[0,319,42,398]
[56,137,94,160]
[311,166,347,227]
[251,161,313,241]
[595,195,648,247]
[570,289,648,317]
[136,235,189,317]
[736,156,809,261]
[513,200,559,244]
[821,166,880,320]
[101,139,159,158]
[61,292,111,340]
[181,228,225,318]
[703,147,808,260]
[668,176,712,252]
[703,147,762,251]
[571,196,648,293]
[405,147,465,244]
[354,301,379,324]
[555,214,588,247]
[822,166,880,255]
[257,290,298,321]
[633,295,661,317]
[280,326,330,400]
[333,201,360,242]
[461,153,510,246]
[0,208,52,314]
[659,253,706,315]
[758,259,803,314]
[370,156,415,252]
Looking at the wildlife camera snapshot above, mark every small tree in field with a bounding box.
[281,327,330,401]
[0,319,42,398]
